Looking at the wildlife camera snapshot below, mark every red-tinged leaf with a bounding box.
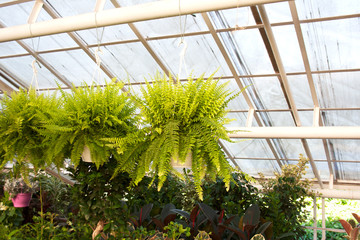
[339,219,353,235]
[350,227,360,240]
[218,210,225,224]
[222,225,247,239]
[152,218,164,230]
[353,213,360,224]
[164,214,177,226]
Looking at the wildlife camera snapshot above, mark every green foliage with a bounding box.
[0,88,60,170]
[44,80,139,168]
[36,172,72,217]
[202,172,259,215]
[258,154,314,239]
[2,212,92,240]
[115,73,241,200]
[0,193,24,228]
[68,157,131,237]
[163,221,191,239]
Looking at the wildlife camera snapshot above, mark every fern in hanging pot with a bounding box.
[112,73,241,200]
[0,88,61,170]
[44,80,139,168]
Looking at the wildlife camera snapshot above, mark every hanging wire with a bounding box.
[29,23,41,92]
[234,1,251,31]
[91,11,105,85]
[177,0,189,83]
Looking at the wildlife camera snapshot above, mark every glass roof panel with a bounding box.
[227,29,275,75]
[0,2,35,26]
[116,0,158,7]
[40,50,110,86]
[76,25,137,45]
[295,0,360,20]
[146,34,232,79]
[223,138,276,160]
[272,25,305,72]
[45,0,96,17]
[252,77,289,109]
[315,162,331,180]
[0,42,28,57]
[313,72,360,109]
[0,56,65,88]
[236,159,279,177]
[133,14,209,38]
[302,18,360,71]
[287,74,314,109]
[264,2,292,23]
[330,139,360,162]
[298,110,314,127]
[278,139,304,159]
[336,162,360,181]
[322,110,360,127]
[93,43,165,83]
[22,34,78,52]
[306,139,327,160]
[266,112,296,126]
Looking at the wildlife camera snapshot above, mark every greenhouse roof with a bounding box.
[0,0,359,198]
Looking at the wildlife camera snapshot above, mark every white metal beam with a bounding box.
[0,0,286,42]
[228,127,360,139]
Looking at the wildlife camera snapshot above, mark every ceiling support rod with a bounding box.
[228,127,360,139]
[289,0,335,188]
[201,12,283,169]
[0,0,287,43]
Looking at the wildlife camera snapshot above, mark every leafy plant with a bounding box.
[68,157,131,239]
[0,88,60,170]
[112,73,241,200]
[152,203,177,232]
[0,193,23,229]
[221,204,272,240]
[44,80,139,168]
[163,221,191,239]
[339,213,360,240]
[258,154,314,239]
[36,172,72,217]
[172,204,208,238]
[202,172,259,215]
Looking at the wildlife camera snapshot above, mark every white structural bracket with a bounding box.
[0,0,286,42]
[228,127,360,139]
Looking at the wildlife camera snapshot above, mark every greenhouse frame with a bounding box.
[0,0,359,239]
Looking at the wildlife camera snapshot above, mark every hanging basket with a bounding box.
[11,192,32,208]
[81,145,92,163]
[171,152,192,172]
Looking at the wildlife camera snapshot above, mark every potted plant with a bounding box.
[44,80,140,168]
[112,73,242,200]
[4,176,38,208]
[0,88,61,170]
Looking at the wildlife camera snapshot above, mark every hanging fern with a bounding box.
[112,73,242,200]
[0,88,60,170]
[43,80,140,168]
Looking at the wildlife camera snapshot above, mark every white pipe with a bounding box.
[0,0,286,42]
[228,127,360,139]
[315,189,360,200]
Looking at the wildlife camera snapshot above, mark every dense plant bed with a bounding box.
[0,155,315,239]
